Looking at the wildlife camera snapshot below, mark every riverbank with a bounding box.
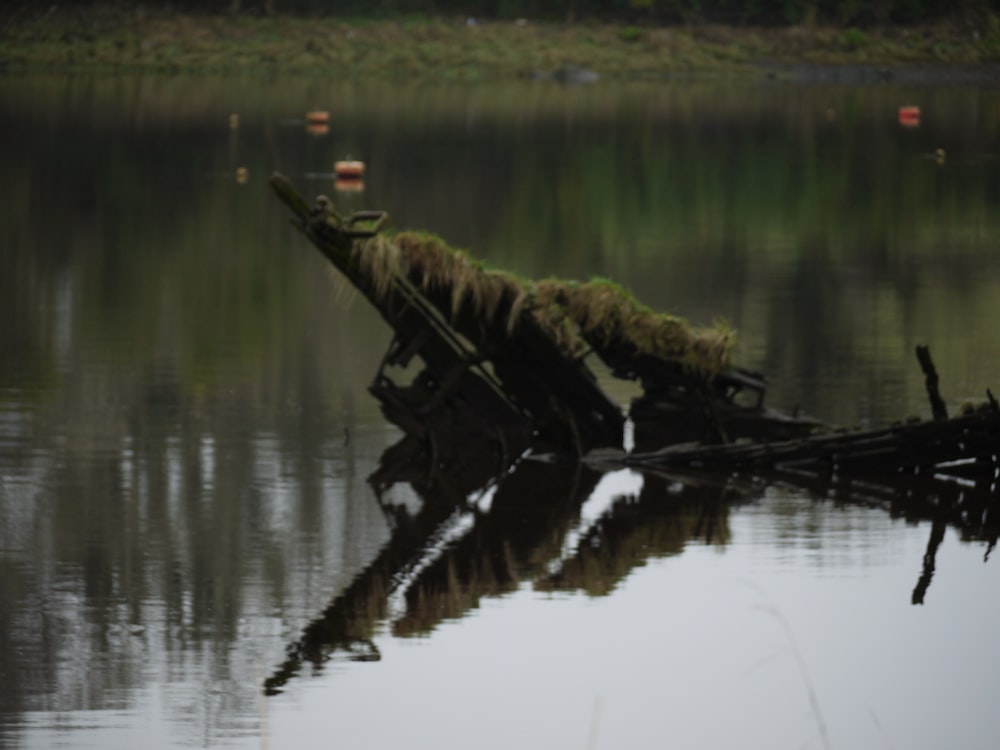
[1,8,999,79]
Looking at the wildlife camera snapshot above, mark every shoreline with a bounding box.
[2,10,999,80]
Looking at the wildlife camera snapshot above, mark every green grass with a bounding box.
[2,8,998,79]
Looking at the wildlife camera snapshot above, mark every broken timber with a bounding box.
[620,345,1000,488]
[270,173,624,458]
[270,173,1000,482]
[623,403,1000,485]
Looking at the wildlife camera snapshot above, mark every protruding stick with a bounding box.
[916,345,948,421]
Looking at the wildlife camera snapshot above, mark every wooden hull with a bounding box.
[625,407,1000,488]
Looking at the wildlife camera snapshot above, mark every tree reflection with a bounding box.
[3,73,1000,741]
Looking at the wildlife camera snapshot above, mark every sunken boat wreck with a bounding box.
[270,172,1000,487]
[264,173,1000,693]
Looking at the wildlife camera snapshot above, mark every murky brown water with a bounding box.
[1,72,999,750]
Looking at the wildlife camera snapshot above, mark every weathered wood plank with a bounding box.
[270,173,623,457]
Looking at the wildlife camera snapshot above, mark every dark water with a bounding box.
[1,72,1000,750]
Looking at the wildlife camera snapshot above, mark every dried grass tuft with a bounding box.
[530,277,735,375]
[394,231,456,293]
[351,231,735,374]
[354,234,401,302]
[393,231,531,330]
[531,301,588,358]
[479,270,526,331]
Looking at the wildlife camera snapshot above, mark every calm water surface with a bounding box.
[1,71,1000,749]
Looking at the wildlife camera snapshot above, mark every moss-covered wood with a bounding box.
[624,397,1000,482]
[270,173,835,456]
[271,174,536,460]
[271,173,629,457]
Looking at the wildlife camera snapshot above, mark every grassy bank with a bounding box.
[2,8,999,79]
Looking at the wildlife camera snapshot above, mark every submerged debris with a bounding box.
[269,173,1000,478]
[270,172,815,458]
[262,175,1000,702]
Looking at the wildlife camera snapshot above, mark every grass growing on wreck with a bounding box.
[354,233,403,302]
[393,231,529,324]
[356,230,736,376]
[536,277,735,375]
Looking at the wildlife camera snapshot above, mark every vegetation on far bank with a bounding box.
[5,0,1000,26]
[1,4,998,78]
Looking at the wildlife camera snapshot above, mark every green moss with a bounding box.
[842,27,867,49]
[532,276,734,375]
[620,26,644,43]
[352,228,733,374]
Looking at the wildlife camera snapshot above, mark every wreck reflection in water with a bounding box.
[265,434,999,695]
[5,71,1000,749]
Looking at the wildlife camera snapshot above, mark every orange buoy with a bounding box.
[335,177,365,193]
[898,105,920,127]
[235,166,248,184]
[306,122,330,137]
[306,110,330,124]
[334,160,365,179]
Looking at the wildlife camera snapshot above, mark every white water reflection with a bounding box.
[548,468,644,577]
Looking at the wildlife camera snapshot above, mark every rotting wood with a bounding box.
[270,174,1000,475]
[623,398,1000,486]
[270,174,818,457]
[271,173,535,462]
[916,344,948,421]
[620,345,1000,482]
[271,175,624,455]
[271,173,633,457]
